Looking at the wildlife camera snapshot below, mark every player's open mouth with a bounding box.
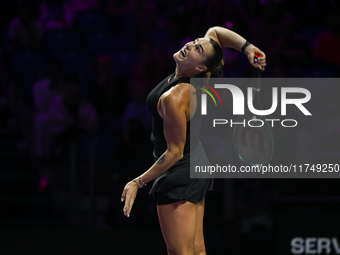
[181,49,186,58]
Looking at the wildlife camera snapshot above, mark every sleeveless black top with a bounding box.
[146,73,213,205]
[146,73,202,158]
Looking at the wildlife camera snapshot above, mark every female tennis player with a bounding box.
[121,26,266,255]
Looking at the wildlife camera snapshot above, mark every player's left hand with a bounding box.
[244,44,266,71]
[121,180,139,217]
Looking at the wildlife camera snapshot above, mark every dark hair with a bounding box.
[198,38,224,78]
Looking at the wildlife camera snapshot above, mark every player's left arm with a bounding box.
[205,26,266,70]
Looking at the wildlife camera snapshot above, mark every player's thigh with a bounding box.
[157,200,197,253]
[194,199,206,254]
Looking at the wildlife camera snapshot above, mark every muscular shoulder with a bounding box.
[160,82,197,107]
[158,83,196,119]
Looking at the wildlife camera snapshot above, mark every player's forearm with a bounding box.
[207,26,247,52]
[138,150,183,184]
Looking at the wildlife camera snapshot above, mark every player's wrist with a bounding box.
[244,44,255,57]
[133,177,147,188]
[241,40,252,54]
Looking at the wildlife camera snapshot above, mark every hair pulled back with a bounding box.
[198,38,224,78]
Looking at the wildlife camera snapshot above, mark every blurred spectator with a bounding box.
[247,0,282,51]
[31,58,64,158]
[33,58,63,113]
[206,0,246,35]
[88,54,125,130]
[162,18,185,55]
[313,10,340,67]
[133,41,167,84]
[8,2,43,51]
[280,0,315,27]
[123,78,152,134]
[235,0,263,49]
[32,73,97,160]
[48,74,97,146]
[38,0,66,31]
[135,1,160,42]
[62,0,101,28]
[267,12,312,76]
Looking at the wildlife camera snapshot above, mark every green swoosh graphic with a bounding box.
[200,88,217,106]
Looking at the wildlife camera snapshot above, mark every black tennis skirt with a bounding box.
[149,141,213,205]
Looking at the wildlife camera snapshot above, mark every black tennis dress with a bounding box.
[146,73,213,205]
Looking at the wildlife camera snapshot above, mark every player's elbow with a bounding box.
[169,149,183,161]
[208,26,223,33]
[177,151,184,160]
[174,151,184,161]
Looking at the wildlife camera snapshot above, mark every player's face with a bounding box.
[173,38,214,75]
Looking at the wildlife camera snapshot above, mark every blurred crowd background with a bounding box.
[0,0,339,254]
